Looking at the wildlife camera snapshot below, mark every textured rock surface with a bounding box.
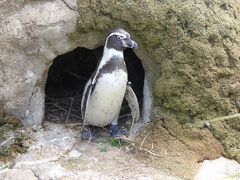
[0,121,227,179]
[195,157,240,180]
[77,0,240,122]
[77,0,240,162]
[1,0,240,163]
[0,123,179,180]
[2,169,38,180]
[0,0,78,125]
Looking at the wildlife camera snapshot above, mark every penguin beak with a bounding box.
[122,38,138,49]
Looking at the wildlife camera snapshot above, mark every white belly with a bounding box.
[85,70,127,126]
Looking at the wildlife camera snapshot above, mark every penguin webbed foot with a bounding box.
[81,126,97,141]
[110,125,128,138]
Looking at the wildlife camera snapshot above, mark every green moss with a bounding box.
[108,138,127,148]
[211,120,240,161]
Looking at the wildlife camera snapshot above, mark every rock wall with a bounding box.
[2,0,239,125]
[77,0,240,122]
[76,0,240,161]
[0,0,78,125]
[0,0,240,161]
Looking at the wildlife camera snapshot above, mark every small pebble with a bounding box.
[68,149,82,158]
[203,121,211,129]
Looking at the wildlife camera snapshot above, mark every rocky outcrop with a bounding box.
[0,0,240,161]
[0,0,78,125]
[77,0,240,122]
[2,0,239,125]
[77,0,240,161]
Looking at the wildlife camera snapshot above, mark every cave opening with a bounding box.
[44,46,145,127]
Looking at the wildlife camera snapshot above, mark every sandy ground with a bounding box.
[0,118,224,180]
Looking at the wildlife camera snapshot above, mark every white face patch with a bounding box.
[106,32,130,41]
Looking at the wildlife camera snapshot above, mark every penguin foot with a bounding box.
[110,125,128,138]
[81,126,96,141]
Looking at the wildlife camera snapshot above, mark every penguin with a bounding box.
[81,28,138,140]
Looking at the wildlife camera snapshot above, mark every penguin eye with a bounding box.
[116,36,123,40]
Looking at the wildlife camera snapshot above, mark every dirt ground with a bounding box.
[0,118,224,180]
[132,118,224,179]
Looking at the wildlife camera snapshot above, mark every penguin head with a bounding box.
[106,28,138,51]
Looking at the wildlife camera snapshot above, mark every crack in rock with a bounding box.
[23,83,38,122]
[31,169,40,180]
[60,0,78,12]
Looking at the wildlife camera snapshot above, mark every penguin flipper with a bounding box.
[81,77,96,124]
[125,83,140,136]
[81,80,91,123]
